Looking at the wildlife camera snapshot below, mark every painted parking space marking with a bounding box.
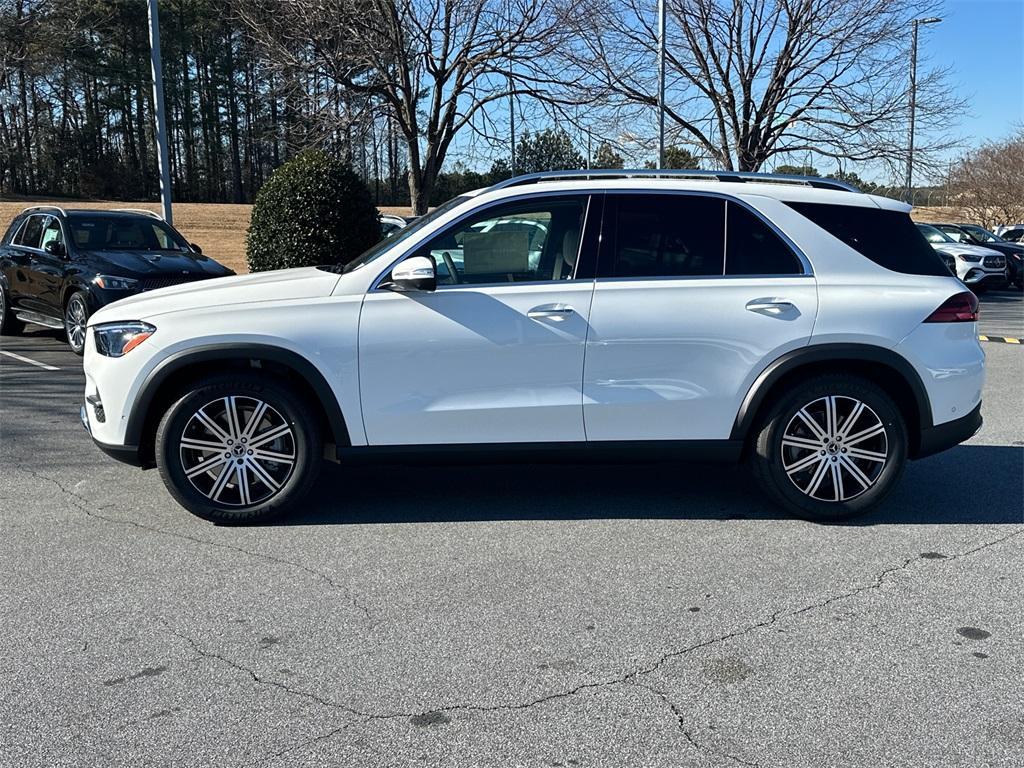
[0,350,61,370]
[978,335,1021,344]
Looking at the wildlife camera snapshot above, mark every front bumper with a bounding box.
[915,402,983,459]
[81,403,143,466]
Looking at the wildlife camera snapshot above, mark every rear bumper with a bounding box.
[915,402,983,459]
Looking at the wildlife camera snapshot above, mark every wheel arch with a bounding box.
[731,343,933,458]
[127,344,351,467]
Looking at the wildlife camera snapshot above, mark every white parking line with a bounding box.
[0,350,60,371]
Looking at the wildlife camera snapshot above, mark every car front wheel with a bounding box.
[749,374,908,522]
[155,374,322,523]
[64,292,90,354]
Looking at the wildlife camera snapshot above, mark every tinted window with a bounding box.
[607,194,724,277]
[785,202,948,277]
[916,224,951,244]
[16,215,44,248]
[958,225,1000,243]
[2,217,22,244]
[725,203,802,275]
[418,196,587,285]
[67,217,189,251]
[935,224,969,243]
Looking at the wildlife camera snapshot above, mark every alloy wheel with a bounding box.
[179,396,297,506]
[65,297,87,351]
[780,395,888,502]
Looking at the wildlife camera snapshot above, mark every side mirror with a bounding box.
[386,255,436,292]
[44,240,66,257]
[190,243,203,255]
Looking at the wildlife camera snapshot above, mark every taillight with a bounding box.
[924,291,979,323]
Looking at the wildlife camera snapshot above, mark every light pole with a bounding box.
[147,0,173,224]
[905,16,941,204]
[657,0,667,169]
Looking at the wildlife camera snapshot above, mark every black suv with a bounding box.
[0,207,234,353]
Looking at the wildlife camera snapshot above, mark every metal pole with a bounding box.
[904,20,918,205]
[903,17,941,205]
[657,0,666,169]
[148,0,173,224]
[509,85,516,176]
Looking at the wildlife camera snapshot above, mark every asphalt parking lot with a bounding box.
[1,291,1022,768]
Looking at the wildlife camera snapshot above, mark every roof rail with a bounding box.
[21,205,67,217]
[489,169,860,193]
[112,208,163,220]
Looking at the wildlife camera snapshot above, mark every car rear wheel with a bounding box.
[64,292,90,355]
[0,284,25,335]
[155,374,322,523]
[749,374,907,522]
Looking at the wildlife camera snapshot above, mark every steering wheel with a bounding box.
[440,251,460,284]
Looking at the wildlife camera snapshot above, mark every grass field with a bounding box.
[0,200,414,274]
[0,198,967,275]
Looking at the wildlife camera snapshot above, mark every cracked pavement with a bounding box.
[1,328,1022,767]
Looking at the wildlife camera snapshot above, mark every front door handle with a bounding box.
[528,304,575,320]
[745,298,796,315]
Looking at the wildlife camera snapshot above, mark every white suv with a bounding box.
[81,171,985,524]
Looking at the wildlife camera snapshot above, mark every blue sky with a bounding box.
[450,0,1023,182]
[926,0,1023,148]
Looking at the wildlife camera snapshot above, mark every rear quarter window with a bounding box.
[785,201,949,277]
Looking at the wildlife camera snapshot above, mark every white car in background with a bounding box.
[380,214,410,239]
[81,170,985,526]
[993,224,1024,238]
[915,223,1006,291]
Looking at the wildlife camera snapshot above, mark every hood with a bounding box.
[90,267,342,324]
[929,242,1002,257]
[81,249,232,277]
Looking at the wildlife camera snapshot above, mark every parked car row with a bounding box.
[1,207,424,354]
[916,221,1024,291]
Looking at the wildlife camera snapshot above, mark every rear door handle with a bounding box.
[528,304,575,320]
[745,298,795,315]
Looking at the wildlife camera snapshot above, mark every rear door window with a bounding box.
[725,203,803,275]
[603,194,725,277]
[784,202,948,277]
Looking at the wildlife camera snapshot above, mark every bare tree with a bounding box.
[563,0,964,174]
[237,0,573,213]
[949,130,1024,228]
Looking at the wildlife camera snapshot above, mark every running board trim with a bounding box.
[14,311,64,330]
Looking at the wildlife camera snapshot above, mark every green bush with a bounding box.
[246,151,380,272]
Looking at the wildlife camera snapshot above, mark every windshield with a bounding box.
[959,224,1001,243]
[916,224,952,244]
[342,196,471,273]
[69,216,191,252]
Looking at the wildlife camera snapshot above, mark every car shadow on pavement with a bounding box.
[280,443,1023,527]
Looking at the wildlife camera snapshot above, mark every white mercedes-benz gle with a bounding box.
[81,170,984,524]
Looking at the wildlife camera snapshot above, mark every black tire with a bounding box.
[155,373,322,523]
[0,283,25,336]
[64,291,90,355]
[748,374,908,523]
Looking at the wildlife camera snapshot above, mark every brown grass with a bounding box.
[0,200,414,274]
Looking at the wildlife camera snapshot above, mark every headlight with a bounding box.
[93,275,139,290]
[93,322,156,357]
[955,254,981,263]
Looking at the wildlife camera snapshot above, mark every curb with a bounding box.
[979,335,1021,344]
